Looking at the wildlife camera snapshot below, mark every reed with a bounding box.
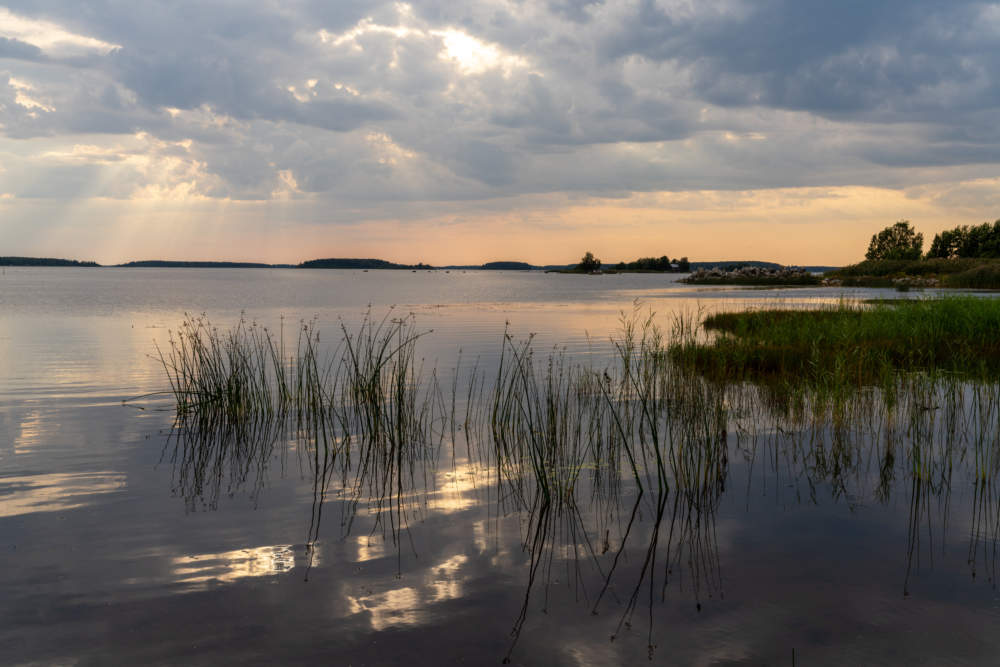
[669,296,1000,384]
[152,304,1000,662]
[157,309,451,571]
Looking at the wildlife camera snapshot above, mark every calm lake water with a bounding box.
[2,267,1000,665]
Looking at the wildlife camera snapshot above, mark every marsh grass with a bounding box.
[828,258,1000,289]
[670,297,1000,384]
[493,310,735,660]
[152,303,1000,662]
[157,309,453,573]
[156,314,292,418]
[943,263,1000,289]
[490,301,1000,660]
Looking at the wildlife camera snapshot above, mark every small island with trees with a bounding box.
[13,220,999,290]
[553,252,691,274]
[118,260,295,268]
[299,258,434,270]
[0,256,100,267]
[682,264,820,285]
[825,219,1000,289]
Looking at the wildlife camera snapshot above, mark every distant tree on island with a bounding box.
[865,221,923,260]
[481,261,533,270]
[299,258,433,270]
[613,255,690,272]
[828,218,1000,289]
[118,260,279,268]
[926,220,1000,259]
[0,256,99,267]
[576,251,601,273]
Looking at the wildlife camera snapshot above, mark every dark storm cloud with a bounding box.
[547,0,603,24]
[1,0,1000,203]
[602,0,1000,119]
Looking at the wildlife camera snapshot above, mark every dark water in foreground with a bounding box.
[2,267,1000,665]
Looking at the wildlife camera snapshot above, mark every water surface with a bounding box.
[2,267,998,665]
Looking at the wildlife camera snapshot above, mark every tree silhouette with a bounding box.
[865,221,923,261]
[927,220,1000,259]
[577,251,601,273]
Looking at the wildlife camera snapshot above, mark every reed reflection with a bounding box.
[149,307,1000,663]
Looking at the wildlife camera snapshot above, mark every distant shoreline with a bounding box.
[0,256,842,273]
[0,257,100,268]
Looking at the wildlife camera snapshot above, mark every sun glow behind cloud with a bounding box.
[34,133,223,202]
[317,4,529,77]
[5,179,999,267]
[431,28,529,76]
[1,1,1000,265]
[8,77,54,114]
[0,7,119,57]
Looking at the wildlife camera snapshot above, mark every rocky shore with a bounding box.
[681,265,820,285]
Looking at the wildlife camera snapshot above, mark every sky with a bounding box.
[1,0,1000,266]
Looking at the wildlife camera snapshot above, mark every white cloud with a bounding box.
[0,0,999,254]
[8,76,54,112]
[431,28,529,76]
[0,7,119,57]
[317,6,529,78]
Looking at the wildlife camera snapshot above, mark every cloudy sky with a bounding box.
[1,0,999,265]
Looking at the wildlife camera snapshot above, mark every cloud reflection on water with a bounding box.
[346,553,470,631]
[171,544,322,589]
[0,471,125,517]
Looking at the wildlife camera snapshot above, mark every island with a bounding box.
[681,265,820,285]
[823,220,1000,289]
[298,258,434,270]
[479,261,533,270]
[117,260,294,268]
[0,256,100,267]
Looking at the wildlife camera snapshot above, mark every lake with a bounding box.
[2,267,999,665]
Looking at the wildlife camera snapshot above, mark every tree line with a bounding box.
[865,219,1000,261]
[575,252,690,273]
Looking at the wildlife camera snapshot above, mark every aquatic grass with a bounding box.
[164,408,289,511]
[493,309,743,660]
[157,308,456,574]
[670,296,1000,384]
[150,304,1000,662]
[156,312,314,419]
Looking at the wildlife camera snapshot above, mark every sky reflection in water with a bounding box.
[2,268,1000,665]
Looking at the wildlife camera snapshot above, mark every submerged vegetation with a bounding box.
[145,297,1000,662]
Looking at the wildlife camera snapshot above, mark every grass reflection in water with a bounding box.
[146,299,1000,662]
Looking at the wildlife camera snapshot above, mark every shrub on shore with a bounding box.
[826,258,1000,289]
[942,264,1000,289]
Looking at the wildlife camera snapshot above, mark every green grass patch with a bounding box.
[828,257,1000,289]
[941,263,1000,289]
[670,297,1000,384]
